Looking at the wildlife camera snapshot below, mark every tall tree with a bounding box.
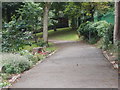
[64,2,110,29]
[114,1,120,44]
[43,2,51,44]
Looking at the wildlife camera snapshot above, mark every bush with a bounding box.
[0,73,11,80]
[33,53,45,63]
[2,20,32,52]
[102,24,114,50]
[77,21,99,44]
[77,21,113,45]
[0,81,11,88]
[36,40,48,47]
[19,50,34,62]
[1,53,32,74]
[19,50,44,64]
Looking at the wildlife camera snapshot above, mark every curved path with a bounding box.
[11,42,118,88]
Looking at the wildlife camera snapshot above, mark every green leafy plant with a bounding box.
[0,81,11,88]
[2,2,43,52]
[77,21,99,44]
[102,24,114,50]
[36,40,47,47]
[19,50,45,64]
[1,53,32,74]
[77,21,113,45]
[16,2,43,43]
[2,17,32,52]
[0,73,11,80]
[32,53,45,63]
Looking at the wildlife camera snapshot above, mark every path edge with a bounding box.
[2,50,57,89]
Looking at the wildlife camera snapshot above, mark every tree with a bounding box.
[43,2,51,44]
[2,2,24,22]
[16,2,43,43]
[64,2,82,29]
[114,1,120,44]
[2,2,44,52]
[64,2,110,29]
[50,2,66,31]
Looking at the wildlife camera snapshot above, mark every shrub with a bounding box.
[0,73,11,80]
[36,40,47,47]
[77,21,113,45]
[19,50,34,62]
[77,21,99,44]
[0,81,11,88]
[2,20,32,52]
[94,21,110,37]
[101,24,114,50]
[33,53,44,63]
[1,53,32,74]
[19,50,44,64]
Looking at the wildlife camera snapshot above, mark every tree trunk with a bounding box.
[34,32,37,43]
[114,1,120,44]
[43,2,51,44]
[54,26,57,31]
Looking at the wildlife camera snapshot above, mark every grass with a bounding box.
[45,47,57,52]
[22,42,56,52]
[36,27,79,41]
[23,44,38,51]
[22,27,79,51]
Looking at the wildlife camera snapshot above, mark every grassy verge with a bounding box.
[36,27,79,41]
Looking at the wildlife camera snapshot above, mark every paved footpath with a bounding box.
[11,42,118,88]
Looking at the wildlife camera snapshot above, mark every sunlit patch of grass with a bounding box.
[22,27,78,52]
[22,42,56,52]
[45,46,57,52]
[48,27,79,41]
[23,44,38,52]
[36,27,79,41]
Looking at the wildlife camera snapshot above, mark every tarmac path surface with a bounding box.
[11,41,118,88]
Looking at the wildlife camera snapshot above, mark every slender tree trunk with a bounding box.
[43,2,51,44]
[54,26,57,31]
[114,1,120,44]
[34,29,38,43]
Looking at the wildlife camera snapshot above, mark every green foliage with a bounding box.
[33,53,45,63]
[94,21,111,37]
[77,21,99,43]
[101,24,114,50]
[64,2,113,29]
[45,47,56,52]
[77,21,113,45]
[22,44,38,52]
[19,50,35,62]
[0,81,11,88]
[16,2,43,31]
[2,2,24,22]
[1,53,32,74]
[19,50,45,64]
[16,2,43,43]
[2,2,43,52]
[2,18,32,52]
[49,2,66,27]
[36,40,47,47]
[0,73,11,80]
